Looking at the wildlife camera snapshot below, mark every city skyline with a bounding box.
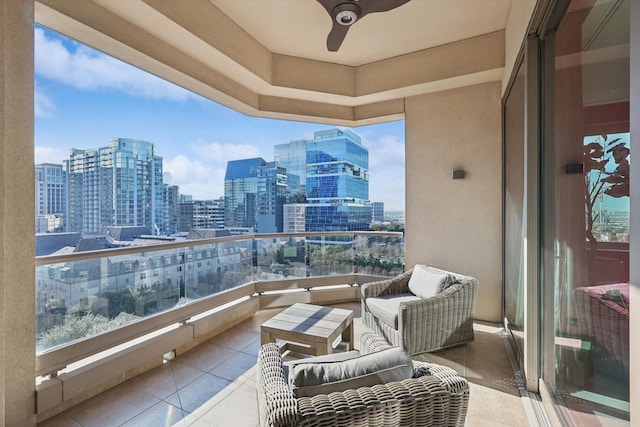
[34,25,406,212]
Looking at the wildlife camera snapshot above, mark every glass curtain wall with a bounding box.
[544,0,630,424]
[504,58,526,363]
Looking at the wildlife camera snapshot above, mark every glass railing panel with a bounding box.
[255,236,307,280]
[307,235,355,277]
[36,232,404,354]
[182,240,254,299]
[353,234,405,276]
[36,247,186,353]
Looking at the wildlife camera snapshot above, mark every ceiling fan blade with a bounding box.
[316,0,343,15]
[327,22,350,52]
[360,0,412,15]
[318,0,413,51]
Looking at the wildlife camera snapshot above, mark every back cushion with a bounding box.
[288,347,413,398]
[408,264,452,299]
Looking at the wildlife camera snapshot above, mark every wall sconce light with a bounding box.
[452,169,465,180]
[565,163,584,174]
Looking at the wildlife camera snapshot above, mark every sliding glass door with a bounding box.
[542,0,630,424]
[504,57,526,366]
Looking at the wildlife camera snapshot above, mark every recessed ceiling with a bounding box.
[35,0,511,125]
[210,0,512,66]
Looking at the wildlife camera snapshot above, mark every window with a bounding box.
[34,25,405,352]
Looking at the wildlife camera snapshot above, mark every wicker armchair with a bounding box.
[574,282,629,371]
[361,266,478,355]
[256,331,470,427]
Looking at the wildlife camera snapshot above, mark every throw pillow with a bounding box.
[408,264,451,299]
[288,346,413,398]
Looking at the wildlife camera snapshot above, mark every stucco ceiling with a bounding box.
[210,0,512,66]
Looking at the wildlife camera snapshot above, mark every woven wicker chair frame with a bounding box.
[361,266,478,356]
[256,331,469,427]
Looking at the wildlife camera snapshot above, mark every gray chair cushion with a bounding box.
[284,350,361,379]
[287,347,413,398]
[365,293,421,329]
[408,264,452,299]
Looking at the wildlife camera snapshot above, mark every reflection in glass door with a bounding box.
[545,0,630,424]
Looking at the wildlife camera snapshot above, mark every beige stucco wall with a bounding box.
[0,0,37,425]
[404,81,502,322]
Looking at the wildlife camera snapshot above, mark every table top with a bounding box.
[261,303,353,340]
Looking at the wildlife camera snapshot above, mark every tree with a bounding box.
[584,135,630,247]
[37,312,136,349]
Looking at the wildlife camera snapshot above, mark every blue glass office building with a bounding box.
[256,162,288,233]
[274,139,306,196]
[305,129,372,231]
[224,157,265,230]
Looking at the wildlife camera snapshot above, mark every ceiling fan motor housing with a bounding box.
[333,3,361,26]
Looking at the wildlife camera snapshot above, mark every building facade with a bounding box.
[63,138,163,236]
[193,198,225,230]
[162,183,180,234]
[35,163,65,233]
[256,161,288,233]
[283,203,306,233]
[224,157,265,231]
[274,139,307,195]
[304,128,372,231]
[372,202,384,223]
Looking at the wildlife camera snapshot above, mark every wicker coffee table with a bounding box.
[260,303,354,355]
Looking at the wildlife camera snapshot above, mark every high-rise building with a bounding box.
[162,183,180,234]
[63,138,163,236]
[193,198,225,229]
[224,157,265,230]
[178,201,194,232]
[274,139,306,195]
[372,202,385,222]
[35,163,65,233]
[256,162,288,233]
[305,129,372,231]
[283,203,306,233]
[224,129,371,233]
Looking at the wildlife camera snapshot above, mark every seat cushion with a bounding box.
[365,293,421,329]
[408,264,452,299]
[287,346,413,398]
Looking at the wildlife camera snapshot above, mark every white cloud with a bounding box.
[165,140,268,199]
[164,155,223,199]
[34,84,56,117]
[35,146,68,165]
[189,139,263,164]
[369,171,405,212]
[366,135,405,169]
[362,134,405,211]
[34,27,193,102]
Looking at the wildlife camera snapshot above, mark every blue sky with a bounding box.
[584,133,630,213]
[34,26,406,212]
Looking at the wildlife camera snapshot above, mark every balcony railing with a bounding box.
[35,231,404,379]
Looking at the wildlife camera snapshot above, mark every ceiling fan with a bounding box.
[316,0,412,52]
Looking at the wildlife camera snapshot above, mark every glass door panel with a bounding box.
[548,0,630,424]
[504,60,526,363]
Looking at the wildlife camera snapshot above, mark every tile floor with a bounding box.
[38,302,531,427]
